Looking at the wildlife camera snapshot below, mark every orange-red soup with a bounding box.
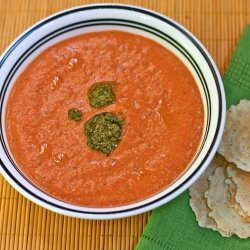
[5,31,204,207]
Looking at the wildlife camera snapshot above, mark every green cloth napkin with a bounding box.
[136,25,250,250]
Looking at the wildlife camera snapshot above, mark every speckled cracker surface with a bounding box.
[205,166,250,239]
[189,154,229,236]
[227,163,250,217]
[218,99,250,171]
[225,176,250,223]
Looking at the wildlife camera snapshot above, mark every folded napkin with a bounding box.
[136,25,250,250]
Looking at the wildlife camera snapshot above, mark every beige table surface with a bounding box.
[1,0,250,249]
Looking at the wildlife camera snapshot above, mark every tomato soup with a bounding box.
[5,31,204,207]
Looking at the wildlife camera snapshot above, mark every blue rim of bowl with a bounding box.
[0,4,223,216]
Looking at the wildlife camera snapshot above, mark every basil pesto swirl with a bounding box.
[84,112,124,155]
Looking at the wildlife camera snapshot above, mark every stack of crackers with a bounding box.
[189,99,250,238]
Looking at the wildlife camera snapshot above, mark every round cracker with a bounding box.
[217,99,250,171]
[205,165,250,239]
[230,129,250,170]
[189,153,229,236]
[225,177,250,223]
[227,162,250,217]
[217,105,237,160]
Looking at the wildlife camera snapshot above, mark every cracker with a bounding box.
[217,105,237,161]
[225,177,250,223]
[230,128,250,169]
[189,153,229,236]
[217,99,250,171]
[227,163,250,217]
[205,165,250,239]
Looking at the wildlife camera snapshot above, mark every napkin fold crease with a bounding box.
[136,24,250,250]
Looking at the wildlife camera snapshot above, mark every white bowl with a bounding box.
[0,4,226,219]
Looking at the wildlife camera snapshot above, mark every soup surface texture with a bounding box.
[5,31,204,207]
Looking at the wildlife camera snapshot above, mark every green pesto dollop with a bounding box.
[84,112,124,155]
[88,82,116,108]
[68,108,82,121]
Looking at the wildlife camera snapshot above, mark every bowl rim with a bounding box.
[0,3,226,219]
